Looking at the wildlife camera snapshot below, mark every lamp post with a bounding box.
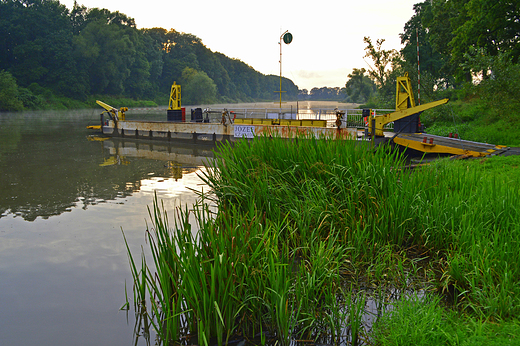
[276,30,292,109]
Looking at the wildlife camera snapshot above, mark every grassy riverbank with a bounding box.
[421,99,520,147]
[126,136,520,345]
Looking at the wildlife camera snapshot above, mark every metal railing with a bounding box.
[201,107,396,130]
[127,106,397,130]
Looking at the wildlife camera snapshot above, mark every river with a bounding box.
[0,108,217,345]
[0,101,354,345]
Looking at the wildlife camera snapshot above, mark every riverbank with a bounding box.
[128,135,520,345]
[419,99,520,147]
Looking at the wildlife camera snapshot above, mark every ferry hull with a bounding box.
[101,120,358,142]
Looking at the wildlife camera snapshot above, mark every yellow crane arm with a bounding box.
[96,100,117,112]
[371,98,449,136]
[95,100,127,121]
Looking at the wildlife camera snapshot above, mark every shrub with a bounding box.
[0,70,24,111]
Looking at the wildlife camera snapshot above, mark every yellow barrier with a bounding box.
[237,119,326,127]
[280,120,301,126]
[234,118,253,124]
[299,120,327,127]
[312,120,327,127]
[249,119,274,125]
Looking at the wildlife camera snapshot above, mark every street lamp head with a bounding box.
[283,32,293,44]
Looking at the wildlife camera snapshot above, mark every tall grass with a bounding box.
[126,134,520,345]
[125,195,352,345]
[201,135,520,317]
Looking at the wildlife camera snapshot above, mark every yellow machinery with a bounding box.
[87,100,128,130]
[95,100,127,121]
[396,73,416,110]
[168,82,181,110]
[375,73,511,157]
[167,82,184,122]
[367,73,448,137]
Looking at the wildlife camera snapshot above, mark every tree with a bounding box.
[424,0,462,80]
[133,29,164,98]
[298,89,309,100]
[307,87,343,100]
[362,37,402,107]
[400,0,520,88]
[463,49,520,122]
[400,1,455,95]
[363,37,398,89]
[74,16,139,95]
[0,70,23,111]
[344,68,376,103]
[0,0,83,97]
[450,0,520,74]
[70,1,87,35]
[1,1,303,105]
[181,68,217,105]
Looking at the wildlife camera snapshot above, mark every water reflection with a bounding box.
[0,110,215,346]
[0,119,215,221]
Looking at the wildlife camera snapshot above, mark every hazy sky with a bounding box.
[61,0,419,90]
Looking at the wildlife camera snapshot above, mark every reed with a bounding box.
[126,134,520,345]
[203,136,520,316]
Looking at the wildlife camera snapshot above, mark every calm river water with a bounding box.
[0,109,217,345]
[0,101,354,345]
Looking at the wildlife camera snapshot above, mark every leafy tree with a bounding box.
[400,1,456,97]
[308,86,344,100]
[126,29,166,99]
[157,30,201,93]
[298,89,309,100]
[422,0,463,81]
[84,7,136,27]
[74,16,139,95]
[194,43,231,97]
[344,68,376,103]
[415,0,519,83]
[450,0,520,75]
[362,37,402,107]
[181,68,217,105]
[0,0,82,98]
[181,67,198,84]
[70,0,87,35]
[0,70,23,111]
[464,49,520,122]
[363,37,399,89]
[136,29,164,98]
[0,1,301,106]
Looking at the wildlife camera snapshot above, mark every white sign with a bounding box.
[234,125,255,138]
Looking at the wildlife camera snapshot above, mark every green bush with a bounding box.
[17,87,43,109]
[0,70,24,111]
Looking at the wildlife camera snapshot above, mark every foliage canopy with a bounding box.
[0,0,298,110]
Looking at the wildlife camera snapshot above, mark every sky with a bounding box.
[61,0,419,91]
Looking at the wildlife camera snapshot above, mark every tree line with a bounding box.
[0,0,299,111]
[299,87,346,101]
[2,0,518,111]
[343,0,520,111]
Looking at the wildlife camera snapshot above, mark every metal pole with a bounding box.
[279,31,287,109]
[417,27,421,105]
